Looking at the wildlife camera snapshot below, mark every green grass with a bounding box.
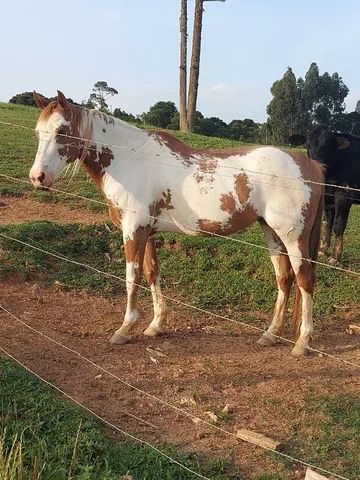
[0,359,239,480]
[0,215,359,320]
[291,395,360,480]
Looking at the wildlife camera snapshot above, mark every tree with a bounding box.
[355,100,360,114]
[229,119,261,142]
[86,81,118,113]
[303,63,349,127]
[142,101,178,128]
[9,91,38,107]
[179,0,225,132]
[10,91,80,107]
[113,108,138,123]
[196,116,229,137]
[332,111,360,135]
[267,67,302,144]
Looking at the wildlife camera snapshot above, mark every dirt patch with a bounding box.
[0,196,108,225]
[0,278,359,479]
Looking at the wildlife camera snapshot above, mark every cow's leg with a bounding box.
[257,223,295,347]
[330,197,352,264]
[143,237,168,337]
[319,201,334,256]
[110,227,149,344]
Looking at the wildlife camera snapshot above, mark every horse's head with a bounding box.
[30,91,84,188]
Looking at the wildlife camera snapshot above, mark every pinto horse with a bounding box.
[30,91,324,356]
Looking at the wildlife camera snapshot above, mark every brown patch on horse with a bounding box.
[149,189,175,220]
[143,238,159,286]
[194,158,218,183]
[56,125,83,161]
[124,226,152,263]
[197,219,223,233]
[203,145,257,159]
[83,146,114,188]
[149,131,257,164]
[198,173,258,235]
[39,100,87,163]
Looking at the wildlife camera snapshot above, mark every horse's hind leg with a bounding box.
[282,242,316,356]
[257,222,295,347]
[143,237,168,337]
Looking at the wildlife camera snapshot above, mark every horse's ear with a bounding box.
[33,91,50,110]
[336,136,350,150]
[289,134,306,146]
[57,90,69,109]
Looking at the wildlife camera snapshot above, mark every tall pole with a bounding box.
[187,0,203,132]
[179,0,188,131]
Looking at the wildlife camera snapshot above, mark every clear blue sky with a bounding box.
[1,0,359,123]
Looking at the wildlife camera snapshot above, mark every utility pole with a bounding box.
[179,0,225,132]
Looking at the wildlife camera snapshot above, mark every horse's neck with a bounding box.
[91,114,148,156]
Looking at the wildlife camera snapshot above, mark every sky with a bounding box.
[1,0,359,123]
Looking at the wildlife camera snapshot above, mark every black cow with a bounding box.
[290,126,360,263]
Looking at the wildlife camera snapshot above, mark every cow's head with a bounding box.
[289,126,350,166]
[30,91,83,188]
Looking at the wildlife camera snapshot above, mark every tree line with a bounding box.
[9,63,360,144]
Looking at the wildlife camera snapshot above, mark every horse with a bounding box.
[30,91,324,356]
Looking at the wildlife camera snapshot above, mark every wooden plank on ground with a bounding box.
[236,428,284,451]
[304,467,329,480]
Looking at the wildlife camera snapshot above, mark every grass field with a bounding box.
[0,359,236,480]
[0,102,359,480]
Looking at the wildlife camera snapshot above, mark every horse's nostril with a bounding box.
[37,172,45,183]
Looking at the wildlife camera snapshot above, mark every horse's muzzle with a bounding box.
[30,171,53,189]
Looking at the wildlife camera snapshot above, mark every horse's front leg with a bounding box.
[143,237,168,337]
[110,228,148,344]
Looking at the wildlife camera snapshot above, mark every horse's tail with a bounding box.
[293,185,324,339]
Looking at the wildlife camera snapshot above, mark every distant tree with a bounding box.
[267,63,350,142]
[113,108,138,123]
[303,63,348,127]
[229,119,261,142]
[142,101,178,128]
[267,67,302,144]
[196,116,230,137]
[10,91,80,107]
[86,81,118,113]
[355,100,360,114]
[9,91,37,107]
[332,111,360,135]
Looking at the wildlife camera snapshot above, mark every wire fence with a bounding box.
[0,118,359,479]
[1,119,360,202]
[0,303,353,480]
[0,231,358,370]
[0,173,359,278]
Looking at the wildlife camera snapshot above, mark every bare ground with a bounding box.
[0,197,359,479]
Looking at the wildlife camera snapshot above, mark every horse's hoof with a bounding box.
[257,333,276,347]
[291,342,308,356]
[109,333,132,344]
[143,325,164,337]
[328,257,338,265]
